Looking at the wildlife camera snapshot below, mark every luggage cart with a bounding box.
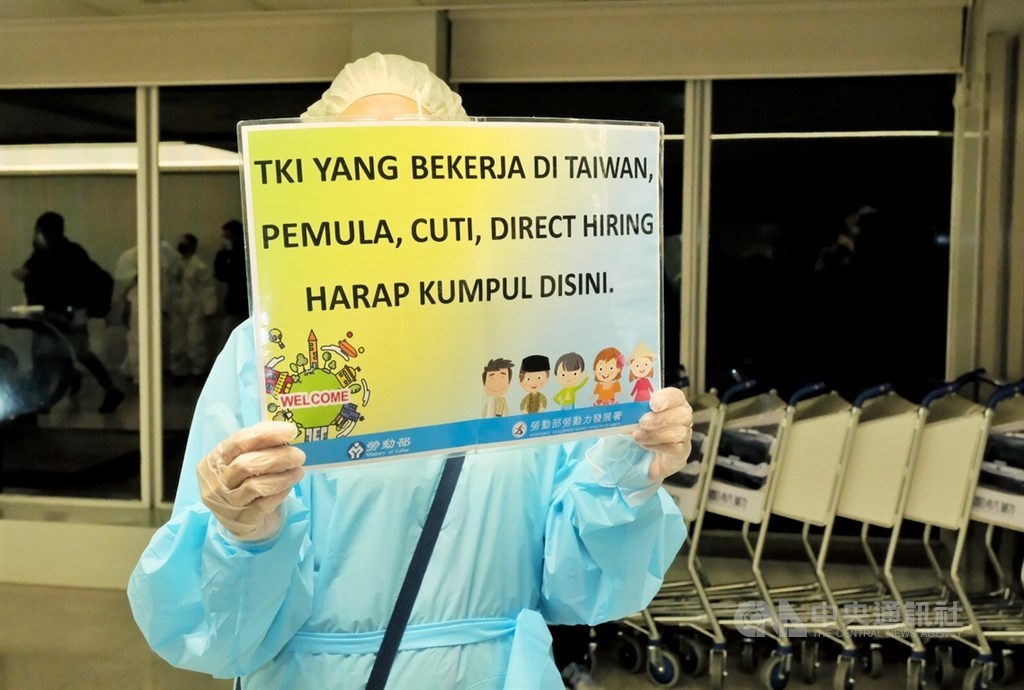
[658,383,862,690]
[829,371,1009,689]
[737,385,872,690]
[811,384,941,690]
[616,379,758,688]
[964,380,1024,687]
[899,380,1024,690]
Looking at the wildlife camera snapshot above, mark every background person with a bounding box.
[128,53,691,690]
[13,211,124,413]
[215,219,249,341]
[169,233,217,384]
[113,240,180,386]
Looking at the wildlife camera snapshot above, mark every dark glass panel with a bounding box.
[705,136,952,400]
[713,75,956,134]
[0,88,136,144]
[159,83,331,151]
[460,81,686,134]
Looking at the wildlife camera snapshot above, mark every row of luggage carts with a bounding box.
[615,371,1024,689]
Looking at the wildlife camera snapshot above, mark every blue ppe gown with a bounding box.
[128,321,686,689]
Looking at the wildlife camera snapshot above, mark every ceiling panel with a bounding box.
[0,0,573,20]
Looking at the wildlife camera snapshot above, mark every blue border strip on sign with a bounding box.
[298,402,649,467]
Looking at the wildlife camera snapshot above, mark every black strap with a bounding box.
[366,454,465,690]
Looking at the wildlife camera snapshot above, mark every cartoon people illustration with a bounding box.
[519,355,550,414]
[593,346,624,406]
[629,341,656,403]
[552,352,590,410]
[481,358,514,418]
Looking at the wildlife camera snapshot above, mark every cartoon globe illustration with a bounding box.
[287,368,345,428]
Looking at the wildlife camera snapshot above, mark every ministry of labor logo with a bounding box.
[512,421,528,438]
[347,441,366,460]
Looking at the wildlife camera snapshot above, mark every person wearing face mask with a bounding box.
[168,233,217,384]
[128,53,691,690]
[12,211,124,413]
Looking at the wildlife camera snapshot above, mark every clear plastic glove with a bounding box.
[632,387,694,482]
[197,421,306,541]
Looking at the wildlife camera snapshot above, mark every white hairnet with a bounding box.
[302,53,468,121]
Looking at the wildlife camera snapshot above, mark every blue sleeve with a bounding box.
[539,435,686,625]
[127,322,315,678]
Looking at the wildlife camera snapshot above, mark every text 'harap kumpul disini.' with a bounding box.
[303,272,613,312]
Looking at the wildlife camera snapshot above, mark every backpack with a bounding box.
[83,259,115,319]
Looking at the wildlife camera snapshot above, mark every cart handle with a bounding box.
[921,382,957,408]
[950,367,986,385]
[985,381,1024,410]
[854,384,893,409]
[721,379,758,403]
[948,367,1001,389]
[787,382,826,407]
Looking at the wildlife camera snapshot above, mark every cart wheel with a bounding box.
[992,649,1015,686]
[678,635,710,677]
[935,645,956,689]
[907,658,926,690]
[799,640,819,684]
[833,655,856,690]
[709,649,727,690]
[648,649,683,687]
[741,639,759,674]
[862,644,884,679]
[962,662,992,690]
[759,651,791,690]
[615,631,644,674]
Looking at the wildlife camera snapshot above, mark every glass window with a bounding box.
[459,81,686,134]
[0,88,140,500]
[706,77,955,402]
[662,139,684,384]
[157,83,328,502]
[459,82,687,382]
[160,83,331,151]
[0,88,136,145]
[149,81,684,501]
[712,75,955,134]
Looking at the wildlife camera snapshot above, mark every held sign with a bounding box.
[240,118,664,468]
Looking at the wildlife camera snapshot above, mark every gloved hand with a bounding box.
[632,387,694,482]
[197,421,306,541]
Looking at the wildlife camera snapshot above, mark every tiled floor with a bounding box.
[1,583,228,690]
[1,576,967,690]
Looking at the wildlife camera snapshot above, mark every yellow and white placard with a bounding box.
[240,119,663,467]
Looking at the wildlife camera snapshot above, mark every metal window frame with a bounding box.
[0,88,158,520]
[681,80,711,395]
[137,86,162,512]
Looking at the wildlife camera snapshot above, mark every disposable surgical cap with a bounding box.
[302,53,468,121]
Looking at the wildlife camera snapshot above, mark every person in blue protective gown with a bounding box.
[128,53,691,690]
